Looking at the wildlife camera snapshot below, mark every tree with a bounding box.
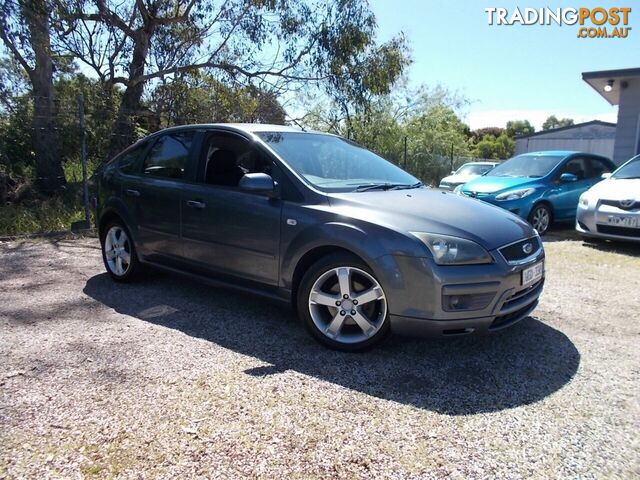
[150,73,286,127]
[471,127,504,143]
[506,119,534,138]
[58,0,409,158]
[542,115,574,131]
[473,132,514,160]
[0,0,65,191]
[304,84,471,183]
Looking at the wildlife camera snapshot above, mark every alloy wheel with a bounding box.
[531,206,550,234]
[308,266,387,344]
[104,225,132,277]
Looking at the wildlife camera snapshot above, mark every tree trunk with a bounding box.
[108,29,152,159]
[23,0,65,192]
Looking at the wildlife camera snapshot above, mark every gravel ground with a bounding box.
[1,232,639,479]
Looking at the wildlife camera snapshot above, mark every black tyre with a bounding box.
[528,203,552,235]
[100,218,141,282]
[297,252,390,352]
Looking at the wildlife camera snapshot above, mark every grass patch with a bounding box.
[0,184,88,236]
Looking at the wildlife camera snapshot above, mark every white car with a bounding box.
[576,155,640,242]
[438,162,499,190]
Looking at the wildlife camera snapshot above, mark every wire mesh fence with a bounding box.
[1,98,493,235]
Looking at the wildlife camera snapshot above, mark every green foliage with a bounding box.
[471,127,505,143]
[473,133,515,160]
[150,74,286,126]
[305,85,473,184]
[0,186,86,235]
[0,74,120,178]
[542,115,574,131]
[506,120,535,137]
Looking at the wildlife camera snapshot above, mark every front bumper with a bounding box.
[576,203,640,243]
[374,247,545,337]
[391,297,539,336]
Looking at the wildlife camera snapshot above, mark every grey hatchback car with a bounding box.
[95,124,545,351]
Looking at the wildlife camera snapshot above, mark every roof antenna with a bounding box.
[289,117,307,132]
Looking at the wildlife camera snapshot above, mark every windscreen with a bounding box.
[612,156,640,179]
[257,132,419,192]
[488,154,565,178]
[456,164,495,175]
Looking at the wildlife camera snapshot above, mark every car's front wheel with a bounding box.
[101,219,140,282]
[528,203,552,235]
[297,253,390,351]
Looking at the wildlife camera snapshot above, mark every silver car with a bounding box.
[438,162,499,190]
[576,155,640,242]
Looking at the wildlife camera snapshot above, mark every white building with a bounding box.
[583,67,640,165]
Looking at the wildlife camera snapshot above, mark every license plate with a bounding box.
[522,261,544,287]
[607,215,639,228]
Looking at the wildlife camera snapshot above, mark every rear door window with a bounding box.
[143,132,195,180]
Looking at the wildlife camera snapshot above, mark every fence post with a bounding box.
[450,142,454,173]
[78,94,90,225]
[403,136,407,168]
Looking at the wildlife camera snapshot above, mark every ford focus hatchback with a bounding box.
[458,151,615,234]
[95,124,545,351]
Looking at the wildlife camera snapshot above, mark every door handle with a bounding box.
[126,189,140,197]
[186,200,206,209]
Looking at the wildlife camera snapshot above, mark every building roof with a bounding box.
[582,67,640,105]
[515,120,616,139]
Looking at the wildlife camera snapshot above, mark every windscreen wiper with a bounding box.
[354,183,401,192]
[389,182,423,190]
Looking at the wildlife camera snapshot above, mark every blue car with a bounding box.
[457,151,615,235]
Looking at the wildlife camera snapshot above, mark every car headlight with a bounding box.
[578,194,590,208]
[453,184,463,195]
[411,232,493,265]
[495,188,535,201]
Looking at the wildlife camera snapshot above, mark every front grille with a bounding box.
[596,224,640,238]
[499,236,541,263]
[462,191,491,198]
[600,199,640,210]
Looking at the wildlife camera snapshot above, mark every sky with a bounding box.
[369,0,639,130]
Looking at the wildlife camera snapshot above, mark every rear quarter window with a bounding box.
[117,144,146,175]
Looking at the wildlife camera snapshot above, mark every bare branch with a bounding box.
[0,26,32,74]
[135,59,326,85]
[90,0,136,37]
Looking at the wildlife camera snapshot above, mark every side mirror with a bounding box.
[239,172,276,194]
[450,170,455,175]
[601,172,612,180]
[560,172,578,183]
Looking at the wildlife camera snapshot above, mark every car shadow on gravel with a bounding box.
[84,272,580,416]
[581,238,640,257]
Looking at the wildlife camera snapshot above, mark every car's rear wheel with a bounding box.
[528,203,552,235]
[297,253,390,351]
[101,220,140,282]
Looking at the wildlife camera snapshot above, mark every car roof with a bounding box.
[152,123,309,135]
[521,151,613,162]
[523,150,579,156]
[462,161,499,165]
